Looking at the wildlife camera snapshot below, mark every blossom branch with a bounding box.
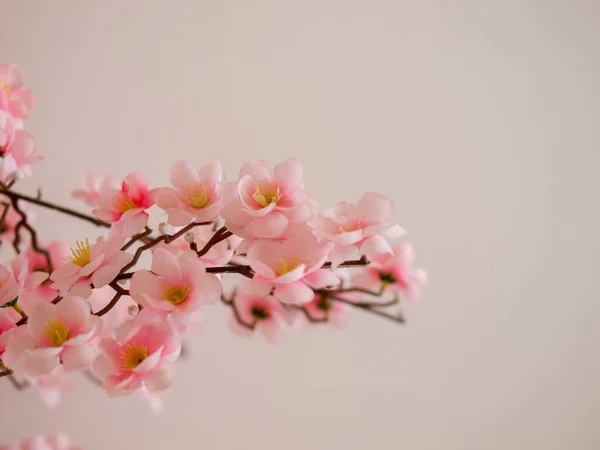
[5,187,53,272]
[0,188,110,228]
[328,294,405,324]
[94,281,130,317]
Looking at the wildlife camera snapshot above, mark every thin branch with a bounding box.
[220,294,255,330]
[121,226,153,251]
[286,304,329,323]
[194,227,233,257]
[83,369,104,387]
[329,295,405,324]
[5,189,53,271]
[118,221,211,275]
[322,255,369,269]
[0,188,110,228]
[0,202,9,231]
[93,282,129,317]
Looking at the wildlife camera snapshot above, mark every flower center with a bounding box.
[251,305,270,321]
[161,283,190,305]
[185,184,211,209]
[114,192,137,213]
[64,239,91,267]
[44,320,70,347]
[276,257,300,276]
[338,220,363,234]
[316,297,333,311]
[378,272,397,285]
[120,343,148,371]
[252,184,281,208]
[1,83,10,97]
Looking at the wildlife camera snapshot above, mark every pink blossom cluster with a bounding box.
[0,64,42,184]
[0,64,426,409]
[0,433,78,450]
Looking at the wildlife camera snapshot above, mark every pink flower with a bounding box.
[18,241,68,313]
[0,130,43,183]
[130,248,221,327]
[0,109,17,150]
[1,433,75,450]
[72,172,116,207]
[352,242,427,301]
[26,240,69,274]
[4,296,99,376]
[0,255,28,307]
[0,64,34,120]
[221,159,314,240]
[312,192,406,266]
[50,235,133,298]
[92,171,154,236]
[153,160,226,226]
[229,290,288,342]
[0,307,20,357]
[302,293,350,327]
[27,365,72,408]
[245,228,338,304]
[92,322,180,397]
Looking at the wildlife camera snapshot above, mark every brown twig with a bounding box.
[121,226,153,251]
[286,304,329,323]
[194,227,233,257]
[4,189,54,272]
[118,221,211,275]
[220,294,255,330]
[93,281,129,317]
[328,295,404,324]
[0,188,110,228]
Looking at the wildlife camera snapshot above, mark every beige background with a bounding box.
[1,1,599,449]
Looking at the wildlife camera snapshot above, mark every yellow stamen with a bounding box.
[45,320,70,347]
[277,257,300,276]
[120,343,148,371]
[252,185,281,208]
[1,83,10,97]
[185,185,211,209]
[161,283,190,305]
[114,192,137,213]
[64,239,91,267]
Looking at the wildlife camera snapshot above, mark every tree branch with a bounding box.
[0,188,110,228]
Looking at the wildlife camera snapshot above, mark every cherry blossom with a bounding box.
[93,322,180,397]
[0,130,43,182]
[27,365,72,408]
[302,293,350,327]
[0,433,75,450]
[92,171,154,236]
[229,291,288,342]
[130,248,221,327]
[352,242,427,301]
[154,160,227,226]
[0,63,34,120]
[245,228,338,304]
[0,109,17,150]
[4,296,99,376]
[50,235,133,297]
[312,192,406,266]
[221,159,314,239]
[72,172,116,207]
[0,307,20,357]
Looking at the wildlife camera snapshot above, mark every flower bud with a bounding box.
[158,222,171,236]
[127,304,139,316]
[184,231,195,244]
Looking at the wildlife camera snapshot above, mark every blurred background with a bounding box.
[1,1,599,449]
